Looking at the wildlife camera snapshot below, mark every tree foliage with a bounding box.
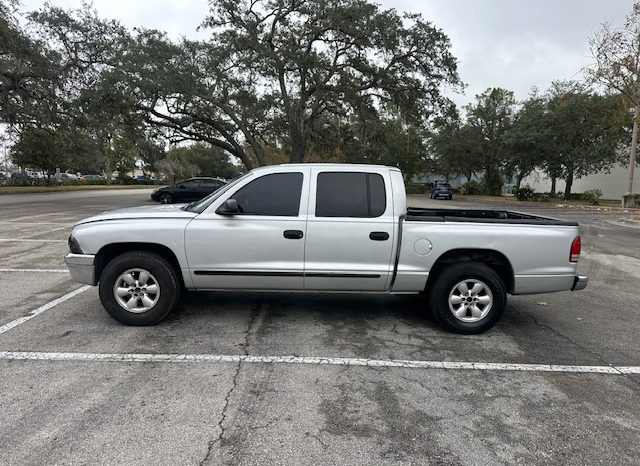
[431,84,628,198]
[103,0,461,169]
[430,88,516,195]
[545,82,628,199]
[11,127,67,180]
[157,143,242,183]
[503,93,553,188]
[588,2,640,197]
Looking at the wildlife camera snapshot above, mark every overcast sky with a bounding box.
[21,0,636,107]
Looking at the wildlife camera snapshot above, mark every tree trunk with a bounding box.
[516,171,523,190]
[105,156,112,186]
[484,161,501,195]
[563,168,574,200]
[626,108,639,195]
[550,176,556,194]
[290,133,306,163]
[484,161,493,195]
[288,111,307,164]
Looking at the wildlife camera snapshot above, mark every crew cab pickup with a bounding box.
[65,164,587,334]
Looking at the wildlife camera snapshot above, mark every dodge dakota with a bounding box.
[65,164,587,334]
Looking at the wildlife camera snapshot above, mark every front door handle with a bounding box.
[369,231,389,241]
[284,230,304,239]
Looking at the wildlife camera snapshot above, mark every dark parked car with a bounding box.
[10,172,31,179]
[151,177,227,204]
[430,183,453,200]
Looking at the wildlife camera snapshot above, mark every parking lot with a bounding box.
[1,189,639,465]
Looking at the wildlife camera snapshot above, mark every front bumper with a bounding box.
[64,253,97,285]
[571,275,588,291]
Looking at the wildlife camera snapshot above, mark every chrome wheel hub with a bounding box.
[448,279,493,323]
[113,268,160,313]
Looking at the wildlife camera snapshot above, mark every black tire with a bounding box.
[159,193,173,204]
[428,262,506,334]
[98,251,181,325]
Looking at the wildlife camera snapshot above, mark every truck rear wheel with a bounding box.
[98,251,181,325]
[428,262,506,334]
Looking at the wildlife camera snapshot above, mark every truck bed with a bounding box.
[405,207,578,226]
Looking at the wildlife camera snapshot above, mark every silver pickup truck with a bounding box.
[65,164,587,334]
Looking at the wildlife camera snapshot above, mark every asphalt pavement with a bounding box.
[0,189,639,465]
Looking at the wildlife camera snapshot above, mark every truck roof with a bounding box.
[252,163,401,171]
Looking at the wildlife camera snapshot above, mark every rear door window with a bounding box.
[315,172,386,217]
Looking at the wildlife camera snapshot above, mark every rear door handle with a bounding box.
[284,230,304,239]
[369,231,389,241]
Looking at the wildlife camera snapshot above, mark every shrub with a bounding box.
[406,184,428,194]
[461,180,483,195]
[581,189,603,205]
[514,185,535,201]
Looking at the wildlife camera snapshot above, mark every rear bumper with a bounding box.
[64,253,96,285]
[571,275,588,291]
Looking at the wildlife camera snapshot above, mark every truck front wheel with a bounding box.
[98,251,181,325]
[428,262,506,334]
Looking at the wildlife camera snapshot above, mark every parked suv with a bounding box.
[431,183,453,200]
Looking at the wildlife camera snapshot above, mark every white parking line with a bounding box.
[0,239,66,244]
[0,268,68,273]
[0,350,637,375]
[0,221,74,225]
[0,286,91,336]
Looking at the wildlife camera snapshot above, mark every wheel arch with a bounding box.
[95,242,184,287]
[426,248,514,294]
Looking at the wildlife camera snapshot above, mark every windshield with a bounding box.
[182,172,253,214]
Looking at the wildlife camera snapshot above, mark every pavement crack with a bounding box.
[306,432,328,450]
[199,299,263,465]
[527,314,640,388]
[528,314,606,364]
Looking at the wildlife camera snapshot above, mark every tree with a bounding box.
[106,0,461,169]
[464,88,516,195]
[11,127,67,181]
[588,2,640,204]
[309,108,430,182]
[157,143,241,182]
[545,83,628,199]
[504,93,552,189]
[0,1,60,128]
[137,138,165,177]
[430,120,484,183]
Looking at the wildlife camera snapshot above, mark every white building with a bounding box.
[522,164,640,200]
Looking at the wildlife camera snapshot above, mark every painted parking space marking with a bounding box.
[0,268,68,273]
[0,221,75,226]
[0,286,91,336]
[0,351,637,375]
[0,238,66,243]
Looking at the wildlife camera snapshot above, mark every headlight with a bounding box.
[68,235,83,254]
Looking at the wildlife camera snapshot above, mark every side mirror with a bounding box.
[178,184,185,189]
[217,198,240,215]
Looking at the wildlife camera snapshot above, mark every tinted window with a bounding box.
[200,180,224,189]
[231,172,303,216]
[180,180,200,188]
[315,172,386,217]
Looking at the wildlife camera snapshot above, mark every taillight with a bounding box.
[570,236,581,262]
